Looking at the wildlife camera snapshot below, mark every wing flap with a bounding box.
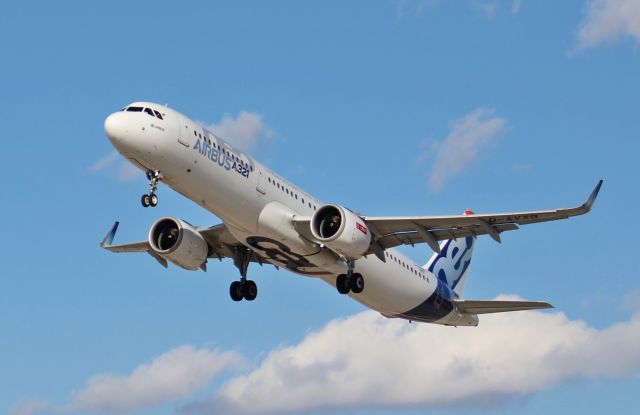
[376,223,519,250]
[455,300,553,315]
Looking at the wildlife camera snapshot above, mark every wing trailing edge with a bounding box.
[454,300,553,315]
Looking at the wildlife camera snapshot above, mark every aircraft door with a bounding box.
[256,170,266,194]
[176,114,191,147]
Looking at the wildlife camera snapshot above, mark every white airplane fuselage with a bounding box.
[104,102,481,326]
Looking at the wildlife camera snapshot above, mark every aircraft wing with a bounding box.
[454,299,553,314]
[100,221,265,269]
[362,180,602,253]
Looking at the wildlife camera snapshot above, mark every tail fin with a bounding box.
[424,235,475,297]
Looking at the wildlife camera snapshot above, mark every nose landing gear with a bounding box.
[141,170,161,207]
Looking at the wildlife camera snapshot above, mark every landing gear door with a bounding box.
[176,113,190,147]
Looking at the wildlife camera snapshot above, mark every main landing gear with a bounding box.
[229,246,258,302]
[336,260,364,295]
[141,170,161,207]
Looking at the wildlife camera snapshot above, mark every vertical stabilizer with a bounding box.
[424,235,475,297]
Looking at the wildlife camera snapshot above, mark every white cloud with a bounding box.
[395,1,522,19]
[15,303,640,415]
[11,347,242,415]
[88,152,119,173]
[394,0,440,18]
[207,111,273,151]
[576,0,640,50]
[65,346,242,414]
[473,1,499,20]
[89,151,141,183]
[512,0,522,15]
[424,108,506,192]
[188,303,640,415]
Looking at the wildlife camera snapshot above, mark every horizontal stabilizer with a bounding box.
[455,299,553,315]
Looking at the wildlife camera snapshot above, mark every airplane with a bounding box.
[100,102,602,326]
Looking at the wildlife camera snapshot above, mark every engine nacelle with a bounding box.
[148,217,208,270]
[310,204,371,260]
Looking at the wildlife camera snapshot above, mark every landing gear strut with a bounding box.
[336,260,364,295]
[229,246,258,301]
[141,170,161,207]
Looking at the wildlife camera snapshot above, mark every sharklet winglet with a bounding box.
[100,221,120,248]
[584,179,603,211]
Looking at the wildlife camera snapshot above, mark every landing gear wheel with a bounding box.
[243,280,258,301]
[141,194,151,207]
[350,273,364,294]
[230,281,243,301]
[149,194,158,207]
[336,274,350,294]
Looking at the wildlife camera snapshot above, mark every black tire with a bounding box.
[141,194,151,207]
[243,280,258,301]
[336,274,350,294]
[150,194,158,207]
[350,273,364,294]
[230,281,243,301]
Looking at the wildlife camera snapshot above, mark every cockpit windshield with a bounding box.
[123,106,164,120]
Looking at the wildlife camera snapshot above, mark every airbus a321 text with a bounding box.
[101,102,601,326]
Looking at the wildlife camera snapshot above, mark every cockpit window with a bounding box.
[124,106,164,120]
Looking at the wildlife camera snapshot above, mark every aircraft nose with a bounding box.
[104,112,130,144]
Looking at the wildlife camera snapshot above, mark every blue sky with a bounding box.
[1,1,639,414]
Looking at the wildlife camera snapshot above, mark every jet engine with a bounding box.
[148,217,208,270]
[310,204,371,260]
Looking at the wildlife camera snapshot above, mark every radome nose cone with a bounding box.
[104,112,128,143]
